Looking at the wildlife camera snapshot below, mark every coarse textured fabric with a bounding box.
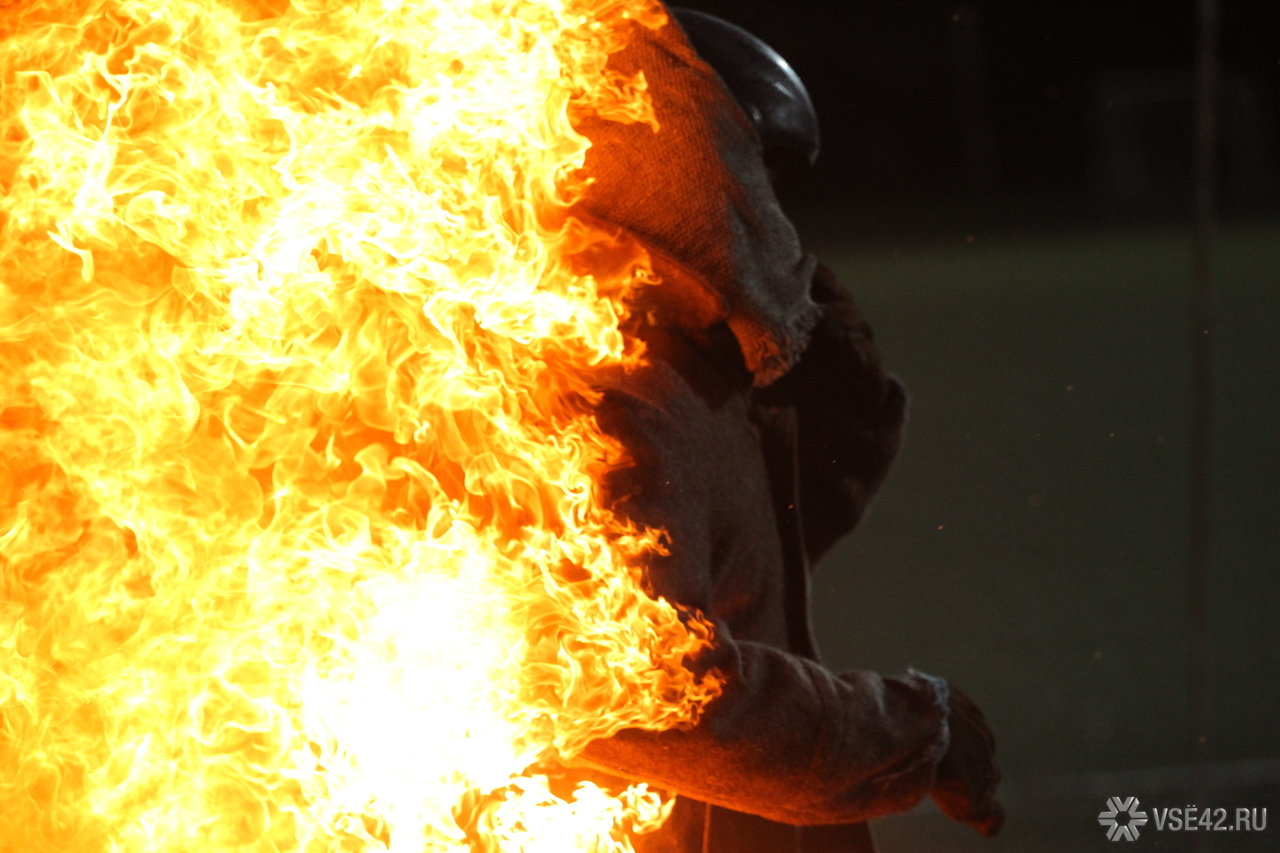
[569,266,950,853]
[565,6,951,849]
[573,8,820,386]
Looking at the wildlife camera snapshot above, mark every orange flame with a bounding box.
[0,0,721,850]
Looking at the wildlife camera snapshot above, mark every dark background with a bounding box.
[679,2,1279,851]
[685,0,1280,228]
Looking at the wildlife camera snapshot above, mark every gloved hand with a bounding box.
[932,685,1005,837]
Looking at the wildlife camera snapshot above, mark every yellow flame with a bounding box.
[0,0,721,850]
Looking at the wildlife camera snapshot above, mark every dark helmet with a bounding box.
[669,8,820,165]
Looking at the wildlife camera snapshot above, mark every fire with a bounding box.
[0,1,721,851]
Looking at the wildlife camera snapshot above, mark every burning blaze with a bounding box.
[0,0,721,850]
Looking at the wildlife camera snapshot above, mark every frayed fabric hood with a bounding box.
[572,6,820,386]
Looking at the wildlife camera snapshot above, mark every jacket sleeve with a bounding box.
[579,643,950,826]
[579,320,945,826]
[755,263,909,566]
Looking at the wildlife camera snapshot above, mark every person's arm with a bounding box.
[579,643,951,826]
[581,304,1002,833]
[582,330,946,826]
[754,263,908,566]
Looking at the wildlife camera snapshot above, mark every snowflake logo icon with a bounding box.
[1098,796,1149,841]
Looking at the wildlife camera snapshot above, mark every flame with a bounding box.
[0,1,721,850]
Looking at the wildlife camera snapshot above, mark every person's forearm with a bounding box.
[575,635,949,826]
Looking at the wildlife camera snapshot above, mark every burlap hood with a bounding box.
[573,7,820,386]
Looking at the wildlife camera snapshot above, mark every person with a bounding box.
[564,7,1005,852]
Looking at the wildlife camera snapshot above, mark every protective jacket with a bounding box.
[569,10,957,852]
[577,264,946,853]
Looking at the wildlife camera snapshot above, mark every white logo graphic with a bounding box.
[1099,796,1150,841]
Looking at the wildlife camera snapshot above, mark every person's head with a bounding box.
[573,5,821,386]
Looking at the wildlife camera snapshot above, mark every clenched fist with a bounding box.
[932,685,1005,837]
